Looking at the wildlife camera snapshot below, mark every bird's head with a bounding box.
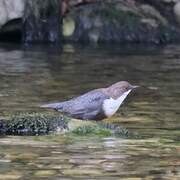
[107,81,139,99]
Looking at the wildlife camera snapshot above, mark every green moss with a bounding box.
[95,128,112,136]
[98,123,139,138]
[71,125,112,137]
[70,122,139,138]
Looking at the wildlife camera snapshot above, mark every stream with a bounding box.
[0,43,179,179]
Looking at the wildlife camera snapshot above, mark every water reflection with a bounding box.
[0,136,179,179]
[0,43,180,179]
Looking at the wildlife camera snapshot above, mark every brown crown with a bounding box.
[102,81,136,99]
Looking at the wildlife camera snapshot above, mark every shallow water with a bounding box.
[0,43,179,179]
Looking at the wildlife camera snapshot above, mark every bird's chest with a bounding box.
[102,97,122,117]
[102,90,131,117]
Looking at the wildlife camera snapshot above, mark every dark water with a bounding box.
[0,43,179,179]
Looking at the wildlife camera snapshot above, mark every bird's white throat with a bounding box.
[103,90,131,117]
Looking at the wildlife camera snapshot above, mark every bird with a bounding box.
[41,81,139,120]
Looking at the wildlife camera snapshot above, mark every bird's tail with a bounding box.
[40,102,64,110]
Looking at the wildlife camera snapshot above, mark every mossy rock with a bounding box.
[0,113,138,138]
[0,113,70,136]
[71,122,136,138]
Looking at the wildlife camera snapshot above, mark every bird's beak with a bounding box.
[132,85,140,89]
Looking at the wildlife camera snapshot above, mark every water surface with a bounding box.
[0,43,179,179]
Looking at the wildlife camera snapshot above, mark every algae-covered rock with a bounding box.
[71,122,136,138]
[0,113,70,136]
[0,113,137,138]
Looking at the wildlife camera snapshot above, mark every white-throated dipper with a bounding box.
[41,81,138,120]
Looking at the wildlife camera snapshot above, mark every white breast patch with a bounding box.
[102,90,131,117]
